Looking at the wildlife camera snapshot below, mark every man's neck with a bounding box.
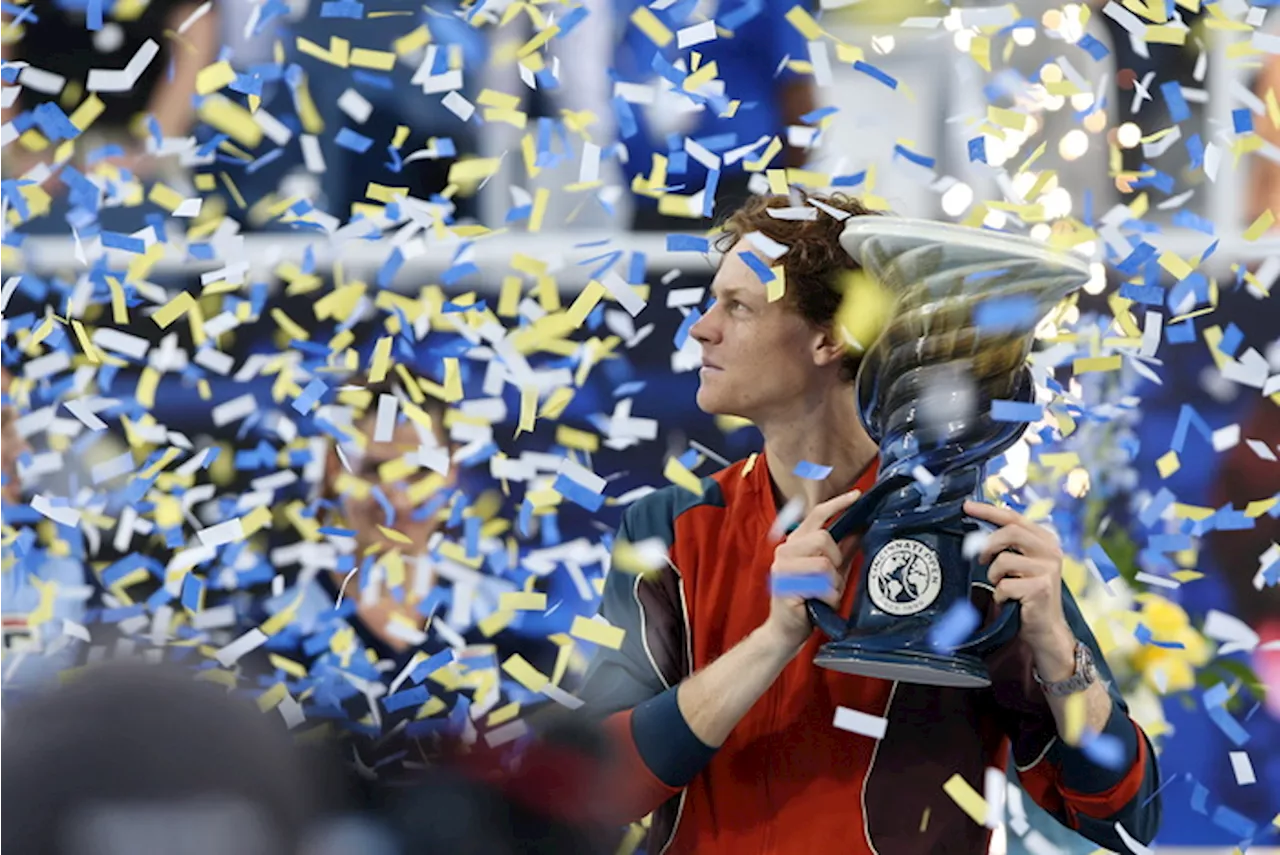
[757,386,880,514]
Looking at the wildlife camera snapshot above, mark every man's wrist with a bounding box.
[750,623,805,670]
[1033,626,1079,683]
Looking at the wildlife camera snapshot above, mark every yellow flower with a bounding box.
[1127,594,1215,695]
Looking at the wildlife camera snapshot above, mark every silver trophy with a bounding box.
[806,217,1092,688]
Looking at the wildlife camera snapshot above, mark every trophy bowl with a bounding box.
[805,217,1092,688]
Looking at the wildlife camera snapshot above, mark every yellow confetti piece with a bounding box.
[147,182,186,212]
[566,279,605,327]
[135,367,161,409]
[368,335,393,383]
[1073,355,1122,374]
[1244,209,1275,241]
[785,4,825,39]
[448,157,501,185]
[1063,692,1086,745]
[683,60,719,93]
[198,97,263,147]
[487,701,522,727]
[196,60,237,95]
[664,456,704,496]
[256,682,289,713]
[1158,251,1194,281]
[499,591,547,612]
[478,89,520,110]
[68,94,105,132]
[529,187,550,232]
[1156,450,1181,478]
[766,265,786,302]
[394,24,430,55]
[1245,498,1279,518]
[501,653,549,692]
[630,6,673,45]
[970,35,991,72]
[241,504,273,538]
[570,615,625,649]
[518,386,537,435]
[376,525,413,546]
[1145,24,1187,44]
[271,308,309,341]
[70,319,99,363]
[153,291,196,328]
[942,773,987,826]
[378,456,418,485]
[297,35,350,67]
[350,48,395,70]
[744,137,782,173]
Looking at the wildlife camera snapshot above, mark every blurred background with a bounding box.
[2,0,1278,852]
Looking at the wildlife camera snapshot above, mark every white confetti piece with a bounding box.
[91,451,135,484]
[579,142,601,184]
[214,628,268,667]
[1114,822,1153,855]
[211,393,257,427]
[338,88,373,124]
[374,394,399,443]
[1228,751,1256,785]
[1204,609,1262,654]
[92,327,150,360]
[1246,438,1277,462]
[541,683,585,709]
[194,347,234,375]
[253,108,293,146]
[809,40,833,87]
[87,38,159,92]
[601,270,647,317]
[676,19,717,48]
[441,90,475,121]
[31,494,81,527]
[833,705,888,739]
[742,230,788,260]
[983,766,1005,829]
[766,206,818,221]
[62,399,107,430]
[300,134,326,173]
[197,518,245,548]
[18,65,66,95]
[24,349,72,381]
[1211,424,1240,451]
[558,457,607,493]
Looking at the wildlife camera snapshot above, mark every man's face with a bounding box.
[690,245,829,423]
[328,419,447,556]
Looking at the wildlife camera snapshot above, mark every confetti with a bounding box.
[833,706,888,739]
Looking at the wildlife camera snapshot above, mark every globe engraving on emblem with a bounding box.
[867,539,943,617]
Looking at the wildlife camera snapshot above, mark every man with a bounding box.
[575,192,1161,853]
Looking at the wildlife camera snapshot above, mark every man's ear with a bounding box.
[811,323,847,370]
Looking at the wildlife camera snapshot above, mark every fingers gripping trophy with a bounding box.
[806,218,1092,688]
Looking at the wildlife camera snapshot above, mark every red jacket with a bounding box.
[577,452,1160,854]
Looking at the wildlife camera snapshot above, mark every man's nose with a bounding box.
[690,305,718,344]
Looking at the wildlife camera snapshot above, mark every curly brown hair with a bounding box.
[713,191,883,384]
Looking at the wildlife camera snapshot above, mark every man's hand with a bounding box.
[764,490,862,654]
[965,500,1077,680]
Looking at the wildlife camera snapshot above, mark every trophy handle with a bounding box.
[956,599,1021,659]
[805,472,914,639]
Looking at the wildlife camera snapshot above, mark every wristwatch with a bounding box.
[1033,640,1097,697]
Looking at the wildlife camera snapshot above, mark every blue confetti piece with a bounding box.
[1118,282,1165,305]
[1185,132,1206,170]
[320,0,363,16]
[703,168,720,218]
[181,573,204,612]
[674,307,701,350]
[557,3,588,35]
[968,137,987,163]
[1166,319,1196,345]
[1170,404,1213,454]
[893,144,935,169]
[1087,543,1120,583]
[794,460,833,480]
[853,60,897,89]
[770,573,834,598]
[292,379,327,414]
[1218,323,1244,357]
[831,169,867,187]
[335,127,373,153]
[667,234,709,252]
[1161,81,1191,123]
[1202,687,1251,746]
[990,399,1044,422]
[383,685,431,713]
[718,0,762,29]
[1190,779,1210,814]
[677,448,700,471]
[974,295,1038,332]
[1135,623,1185,649]
[1080,732,1126,770]
[1211,806,1257,840]
[928,600,980,652]
[740,251,775,285]
[1077,33,1109,60]
[377,248,404,289]
[411,647,453,682]
[87,0,102,29]
[552,474,605,512]
[1232,108,1254,135]
[100,232,146,253]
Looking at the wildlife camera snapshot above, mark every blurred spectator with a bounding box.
[1,0,218,231]
[1248,51,1280,224]
[1,365,89,695]
[1,659,332,855]
[609,0,816,231]
[285,0,486,224]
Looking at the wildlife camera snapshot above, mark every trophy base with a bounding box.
[813,644,993,689]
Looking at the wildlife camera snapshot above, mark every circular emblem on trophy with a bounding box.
[867,539,943,616]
